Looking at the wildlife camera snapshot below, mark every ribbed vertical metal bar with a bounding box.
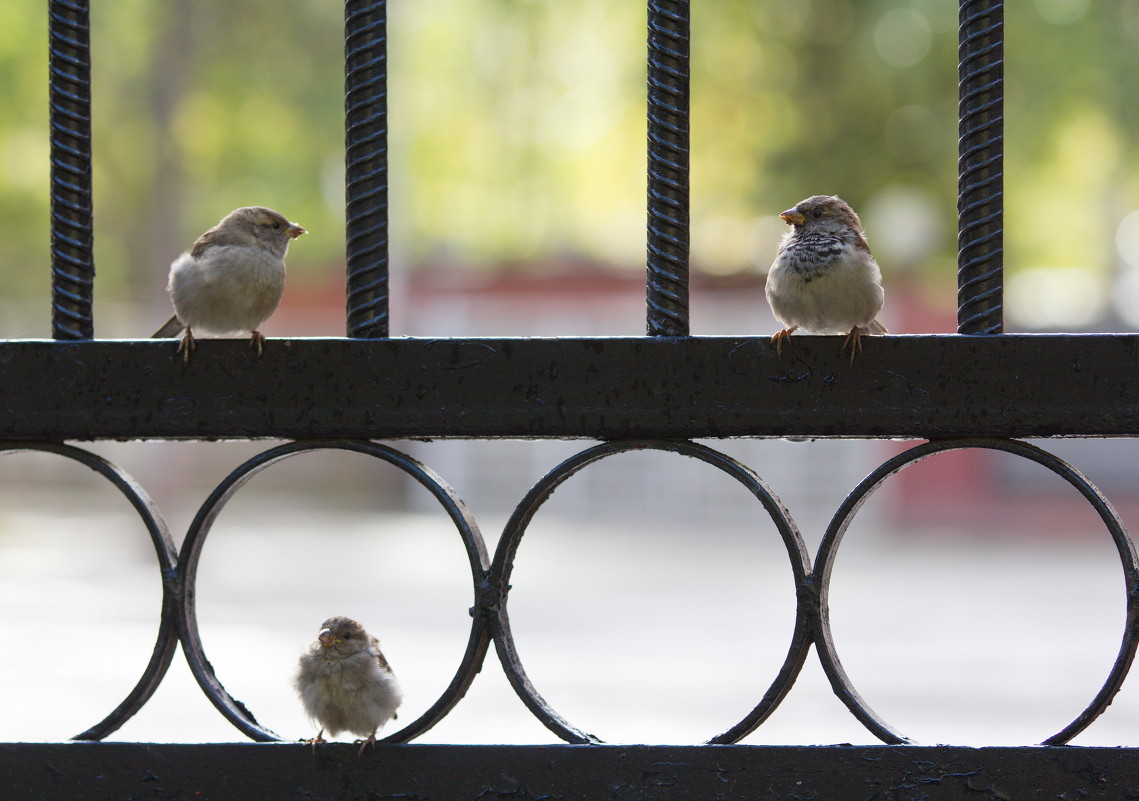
[49,0,95,340]
[344,0,389,338]
[646,0,690,337]
[957,0,1004,334]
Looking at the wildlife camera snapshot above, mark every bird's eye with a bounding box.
[271,221,282,230]
[342,632,352,639]
[810,208,823,219]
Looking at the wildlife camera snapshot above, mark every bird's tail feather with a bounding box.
[152,315,184,338]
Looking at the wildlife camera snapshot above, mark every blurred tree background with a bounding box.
[1,0,1139,336]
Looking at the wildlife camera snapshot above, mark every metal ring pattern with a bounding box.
[487,439,813,744]
[175,440,491,742]
[0,442,179,741]
[812,438,1139,745]
[5,436,1137,745]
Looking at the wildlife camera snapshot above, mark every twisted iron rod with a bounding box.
[646,0,690,337]
[957,0,1004,334]
[49,0,95,340]
[345,0,390,338]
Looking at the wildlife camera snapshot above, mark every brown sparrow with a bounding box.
[765,195,887,364]
[153,206,306,363]
[295,616,402,754]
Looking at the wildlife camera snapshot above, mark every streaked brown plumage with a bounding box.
[765,195,886,364]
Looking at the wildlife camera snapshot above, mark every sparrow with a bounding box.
[295,616,402,755]
[765,195,887,364]
[153,206,306,363]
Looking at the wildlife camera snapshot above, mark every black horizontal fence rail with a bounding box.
[8,0,1139,798]
[2,335,1139,441]
[6,743,1139,800]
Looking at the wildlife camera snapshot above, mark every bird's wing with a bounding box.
[369,635,394,671]
[190,226,229,258]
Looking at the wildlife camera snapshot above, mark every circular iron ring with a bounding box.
[176,439,491,742]
[489,439,813,744]
[0,442,179,741]
[812,437,1139,745]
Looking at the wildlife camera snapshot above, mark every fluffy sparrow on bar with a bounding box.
[153,206,305,363]
[295,616,402,755]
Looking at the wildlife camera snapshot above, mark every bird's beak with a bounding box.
[318,629,339,647]
[288,224,307,239]
[780,209,806,226]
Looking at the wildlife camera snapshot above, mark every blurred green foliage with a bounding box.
[1,0,1139,329]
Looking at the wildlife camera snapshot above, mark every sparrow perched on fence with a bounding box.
[765,195,887,364]
[153,206,306,363]
[295,616,403,754]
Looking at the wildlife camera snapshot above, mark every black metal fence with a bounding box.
[7,0,1139,798]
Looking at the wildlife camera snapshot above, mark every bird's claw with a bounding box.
[770,327,797,357]
[841,326,863,365]
[176,329,196,365]
[250,330,265,359]
[304,731,327,752]
[354,733,377,757]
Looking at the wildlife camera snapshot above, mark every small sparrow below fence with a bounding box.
[153,206,305,363]
[765,195,886,365]
[295,616,402,755]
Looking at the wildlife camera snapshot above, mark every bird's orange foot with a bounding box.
[770,327,798,357]
[250,330,265,359]
[841,326,863,365]
[354,733,377,757]
[177,328,196,365]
